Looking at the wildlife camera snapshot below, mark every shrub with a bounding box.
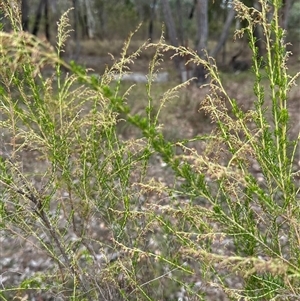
[0,0,299,300]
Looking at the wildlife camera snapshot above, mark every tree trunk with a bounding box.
[189,0,197,19]
[280,0,292,30]
[50,0,60,40]
[84,0,96,39]
[73,0,79,41]
[161,0,178,48]
[21,0,29,31]
[32,0,45,37]
[77,0,88,39]
[44,0,50,41]
[149,0,157,41]
[211,6,235,58]
[32,0,50,41]
[194,0,208,84]
[72,0,81,59]
[98,0,107,39]
[161,0,182,74]
[175,0,184,45]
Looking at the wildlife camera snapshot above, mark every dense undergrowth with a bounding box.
[0,1,299,300]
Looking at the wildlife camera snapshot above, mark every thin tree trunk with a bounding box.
[32,0,45,37]
[161,0,181,73]
[73,0,79,41]
[21,0,29,31]
[161,0,179,48]
[280,0,292,30]
[72,0,81,59]
[149,0,157,41]
[50,0,60,41]
[77,0,88,39]
[195,0,208,57]
[44,0,50,41]
[84,0,95,39]
[176,0,184,45]
[194,0,208,84]
[98,1,107,39]
[211,6,235,58]
[189,0,197,19]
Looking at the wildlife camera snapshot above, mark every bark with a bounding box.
[84,0,96,39]
[280,0,292,30]
[189,0,197,19]
[44,0,50,41]
[32,0,50,41]
[161,0,179,48]
[21,0,29,31]
[149,0,157,41]
[77,0,88,39]
[73,0,79,41]
[32,0,45,37]
[195,0,208,56]
[50,0,60,39]
[211,6,235,58]
[161,0,181,73]
[194,0,208,84]
[72,0,81,59]
[98,1,107,39]
[175,0,184,45]
[76,0,95,39]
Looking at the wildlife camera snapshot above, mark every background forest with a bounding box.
[3,0,300,78]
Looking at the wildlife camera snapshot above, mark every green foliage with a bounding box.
[0,0,299,300]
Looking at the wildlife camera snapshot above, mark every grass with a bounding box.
[0,0,300,300]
